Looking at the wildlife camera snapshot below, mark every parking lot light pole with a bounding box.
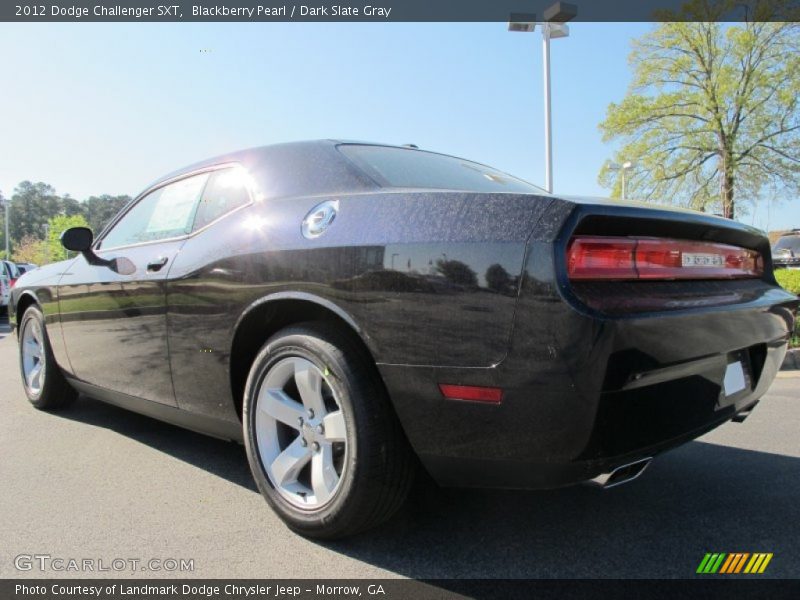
[1,196,8,259]
[607,161,636,200]
[509,2,577,194]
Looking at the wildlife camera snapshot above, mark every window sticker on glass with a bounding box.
[145,174,208,235]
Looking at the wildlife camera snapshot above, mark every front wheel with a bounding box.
[242,322,414,539]
[18,305,77,410]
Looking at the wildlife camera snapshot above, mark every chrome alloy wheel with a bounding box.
[21,317,46,396]
[255,356,348,510]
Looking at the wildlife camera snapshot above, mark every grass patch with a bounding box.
[775,269,800,348]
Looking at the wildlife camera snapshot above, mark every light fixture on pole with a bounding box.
[607,160,637,200]
[509,2,577,194]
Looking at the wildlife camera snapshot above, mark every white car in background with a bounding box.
[1,260,24,316]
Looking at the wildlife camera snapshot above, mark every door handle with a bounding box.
[147,256,169,272]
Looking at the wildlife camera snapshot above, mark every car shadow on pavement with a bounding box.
[53,395,800,579]
[327,441,800,579]
[56,395,257,492]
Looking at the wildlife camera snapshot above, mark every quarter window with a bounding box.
[100,173,209,249]
[192,167,252,231]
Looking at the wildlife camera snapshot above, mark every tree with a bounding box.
[599,1,799,219]
[83,194,131,233]
[436,259,478,287]
[485,264,513,294]
[11,235,47,266]
[43,214,90,264]
[60,195,83,217]
[9,181,63,241]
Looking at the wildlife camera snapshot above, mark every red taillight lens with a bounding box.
[567,236,763,281]
[439,384,503,404]
[566,238,637,280]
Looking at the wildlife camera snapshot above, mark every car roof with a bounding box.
[140,140,389,200]
[137,140,534,201]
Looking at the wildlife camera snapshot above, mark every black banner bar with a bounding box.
[3,0,800,23]
[5,580,800,600]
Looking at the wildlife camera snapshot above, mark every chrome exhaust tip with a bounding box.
[588,457,652,489]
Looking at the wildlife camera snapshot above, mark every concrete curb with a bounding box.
[781,348,800,371]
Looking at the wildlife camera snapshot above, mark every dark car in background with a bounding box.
[15,263,38,275]
[10,141,798,539]
[772,230,800,269]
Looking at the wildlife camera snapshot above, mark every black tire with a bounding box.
[18,305,77,411]
[242,321,415,539]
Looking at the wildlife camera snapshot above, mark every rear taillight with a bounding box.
[567,236,763,281]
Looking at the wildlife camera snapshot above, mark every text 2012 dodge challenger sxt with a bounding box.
[11,141,798,538]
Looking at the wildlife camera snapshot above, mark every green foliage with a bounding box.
[83,194,132,234]
[1,181,130,265]
[9,181,63,241]
[599,1,800,219]
[774,269,800,347]
[44,214,90,263]
[11,235,47,266]
[775,268,800,295]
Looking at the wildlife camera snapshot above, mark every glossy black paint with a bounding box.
[11,140,799,489]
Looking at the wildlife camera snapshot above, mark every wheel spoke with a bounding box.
[270,436,312,485]
[255,354,348,510]
[322,411,347,442]
[27,363,42,390]
[294,360,326,416]
[259,389,305,429]
[311,443,339,504]
[31,324,42,346]
[23,339,38,360]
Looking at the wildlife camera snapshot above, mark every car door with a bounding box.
[58,171,210,406]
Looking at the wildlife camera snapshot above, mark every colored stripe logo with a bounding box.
[697,553,773,574]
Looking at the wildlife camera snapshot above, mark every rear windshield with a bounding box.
[773,235,800,252]
[339,144,547,195]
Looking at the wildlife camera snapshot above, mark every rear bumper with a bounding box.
[379,283,796,490]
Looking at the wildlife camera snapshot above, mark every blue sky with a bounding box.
[0,22,796,232]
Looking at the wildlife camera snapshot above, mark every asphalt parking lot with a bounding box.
[1,316,799,580]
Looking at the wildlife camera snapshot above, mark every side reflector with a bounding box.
[567,236,763,281]
[439,384,503,404]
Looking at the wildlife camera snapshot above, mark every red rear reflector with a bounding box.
[439,384,503,404]
[567,236,763,281]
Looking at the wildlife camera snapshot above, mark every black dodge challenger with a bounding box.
[11,141,798,538]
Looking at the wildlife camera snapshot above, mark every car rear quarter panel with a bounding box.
[164,190,555,422]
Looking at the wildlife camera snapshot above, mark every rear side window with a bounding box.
[339,144,547,195]
[100,173,208,249]
[192,167,252,231]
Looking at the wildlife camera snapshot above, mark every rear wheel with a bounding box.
[242,322,414,539]
[18,305,77,410]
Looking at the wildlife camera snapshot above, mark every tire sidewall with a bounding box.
[243,330,364,531]
[18,306,48,406]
